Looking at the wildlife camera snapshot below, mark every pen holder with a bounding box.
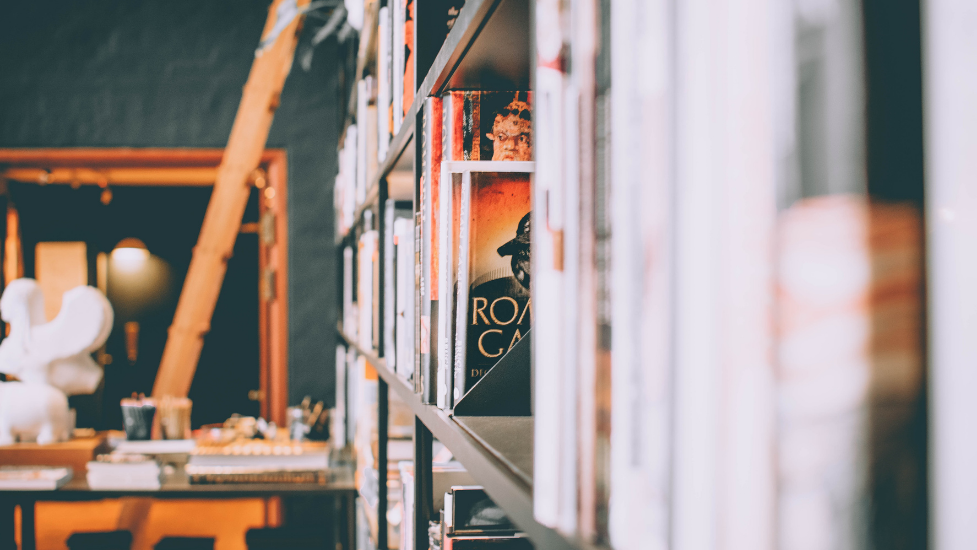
[121,397,156,441]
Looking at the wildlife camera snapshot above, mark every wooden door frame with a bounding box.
[0,148,289,425]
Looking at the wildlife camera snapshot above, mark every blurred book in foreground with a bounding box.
[0,466,72,490]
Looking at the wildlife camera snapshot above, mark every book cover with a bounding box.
[442,91,533,162]
[419,97,443,403]
[454,173,532,399]
[437,92,533,409]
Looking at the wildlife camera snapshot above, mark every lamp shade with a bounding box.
[114,238,147,252]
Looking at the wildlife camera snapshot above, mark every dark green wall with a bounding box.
[0,0,344,407]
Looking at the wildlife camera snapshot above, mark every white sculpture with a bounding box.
[0,279,113,444]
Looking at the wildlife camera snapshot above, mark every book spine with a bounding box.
[532,65,567,532]
[415,210,425,395]
[452,171,472,405]
[335,344,347,449]
[358,232,376,351]
[377,6,391,161]
[437,161,454,410]
[417,99,430,397]
[372,227,382,352]
[420,97,443,403]
[396,220,413,379]
[346,347,358,445]
[403,0,415,115]
[344,125,358,223]
[344,246,355,338]
[392,0,404,135]
[384,199,397,370]
[356,79,369,205]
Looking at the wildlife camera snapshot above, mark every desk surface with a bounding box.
[0,466,356,500]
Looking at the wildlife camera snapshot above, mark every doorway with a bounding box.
[0,148,289,427]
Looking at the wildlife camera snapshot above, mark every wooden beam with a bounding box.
[152,0,308,398]
[0,167,219,186]
[0,148,284,167]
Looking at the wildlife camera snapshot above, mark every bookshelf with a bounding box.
[330,0,936,548]
[334,0,576,549]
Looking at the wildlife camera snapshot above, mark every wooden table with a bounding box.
[0,466,356,550]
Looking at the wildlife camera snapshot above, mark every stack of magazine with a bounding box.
[0,466,72,490]
[185,440,329,484]
[87,454,161,490]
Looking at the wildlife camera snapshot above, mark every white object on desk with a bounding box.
[0,279,113,444]
[114,439,197,455]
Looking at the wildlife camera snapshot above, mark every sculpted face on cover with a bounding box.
[497,212,531,290]
[487,97,533,161]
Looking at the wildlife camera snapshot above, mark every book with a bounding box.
[344,245,357,339]
[418,97,443,404]
[356,78,370,205]
[392,0,406,135]
[400,462,416,550]
[402,0,416,117]
[442,91,533,162]
[532,7,569,529]
[776,197,923,549]
[384,200,413,374]
[334,344,348,449]
[186,441,329,484]
[436,91,533,410]
[358,230,378,351]
[443,536,533,550]
[337,125,358,234]
[436,164,460,409]
[443,486,516,536]
[86,454,161,490]
[395,217,416,380]
[372,219,382,352]
[187,470,328,485]
[377,5,392,161]
[452,171,532,400]
[0,466,72,490]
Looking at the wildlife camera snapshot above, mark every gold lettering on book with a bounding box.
[489,296,519,325]
[478,329,504,357]
[472,297,490,325]
[508,328,523,351]
[517,298,532,325]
